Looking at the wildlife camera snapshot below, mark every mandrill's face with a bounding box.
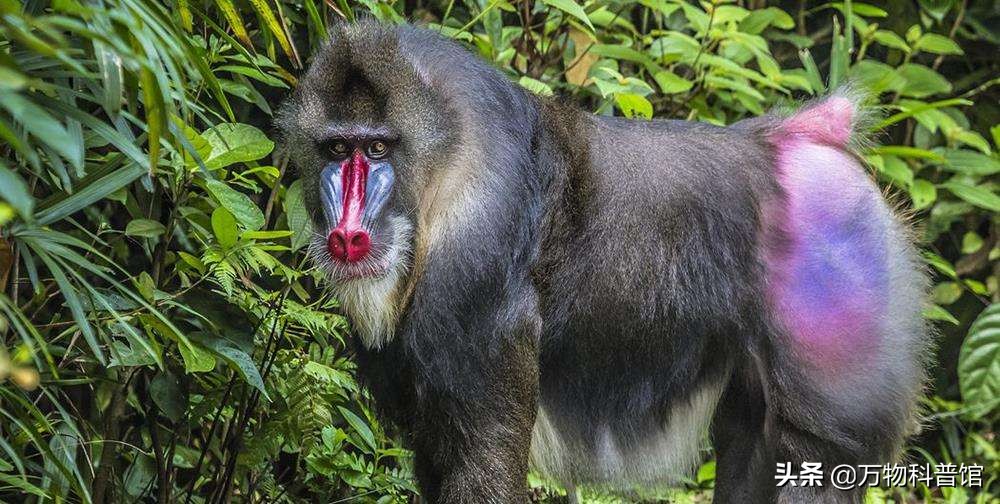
[277,24,457,348]
[311,124,410,282]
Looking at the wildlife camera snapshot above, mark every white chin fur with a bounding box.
[309,215,413,349]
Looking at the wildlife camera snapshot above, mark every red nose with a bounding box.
[328,228,371,263]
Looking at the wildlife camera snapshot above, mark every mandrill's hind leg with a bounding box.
[711,367,771,503]
[713,94,929,504]
[713,345,920,504]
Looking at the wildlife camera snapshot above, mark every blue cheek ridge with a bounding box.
[363,162,395,228]
[320,163,344,227]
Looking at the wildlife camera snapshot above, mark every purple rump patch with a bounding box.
[764,103,889,368]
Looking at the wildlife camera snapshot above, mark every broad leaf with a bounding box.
[285,179,315,252]
[940,181,1000,213]
[125,219,166,238]
[958,304,1000,417]
[212,207,239,248]
[206,179,266,230]
[201,123,274,171]
[540,0,594,32]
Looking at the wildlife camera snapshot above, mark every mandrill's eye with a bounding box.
[329,140,351,158]
[367,140,389,159]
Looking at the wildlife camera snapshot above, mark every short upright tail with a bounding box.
[767,88,873,150]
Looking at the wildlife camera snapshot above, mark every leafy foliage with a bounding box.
[0,0,996,502]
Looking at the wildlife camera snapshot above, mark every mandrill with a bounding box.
[278,19,930,504]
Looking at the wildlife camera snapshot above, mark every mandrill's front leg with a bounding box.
[400,277,541,503]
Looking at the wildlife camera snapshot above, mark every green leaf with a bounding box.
[137,64,165,176]
[150,371,186,422]
[242,230,293,240]
[918,0,953,21]
[614,93,653,119]
[876,155,913,188]
[340,470,372,489]
[134,272,155,302]
[913,33,963,55]
[704,75,764,101]
[178,342,216,373]
[43,423,77,497]
[206,179,266,230]
[201,123,274,171]
[965,279,988,296]
[923,304,959,325]
[0,91,80,170]
[539,0,594,32]
[125,219,166,238]
[909,179,937,210]
[247,0,297,61]
[932,281,963,305]
[961,232,984,254]
[896,64,952,98]
[958,304,1000,417]
[518,76,553,96]
[878,98,973,129]
[0,473,47,498]
[828,16,848,89]
[124,455,155,498]
[199,335,268,400]
[108,339,158,367]
[32,248,105,364]
[0,161,34,219]
[213,0,252,47]
[831,2,887,17]
[952,130,991,155]
[590,44,660,73]
[653,70,693,94]
[738,7,793,34]
[937,149,1000,176]
[337,406,377,453]
[36,161,147,226]
[872,30,910,52]
[798,48,825,94]
[873,145,945,162]
[285,179,315,252]
[211,207,239,249]
[923,251,958,279]
[939,182,1000,213]
[177,251,206,274]
[217,65,287,88]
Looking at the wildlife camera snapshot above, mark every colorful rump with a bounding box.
[762,93,923,376]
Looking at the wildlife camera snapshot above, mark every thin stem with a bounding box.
[932,0,967,71]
